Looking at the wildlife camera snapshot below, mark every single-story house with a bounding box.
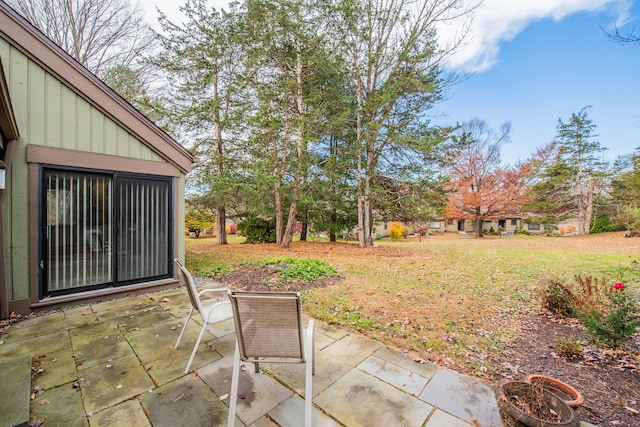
[0,1,194,318]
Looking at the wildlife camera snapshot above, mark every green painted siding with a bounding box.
[1,40,163,161]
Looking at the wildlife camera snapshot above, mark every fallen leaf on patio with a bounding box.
[38,400,49,405]
[32,420,44,427]
[240,365,247,372]
[238,393,246,399]
[161,298,171,303]
[105,364,112,369]
[82,312,89,316]
[86,412,93,418]
[116,385,123,389]
[31,393,35,400]
[220,393,229,400]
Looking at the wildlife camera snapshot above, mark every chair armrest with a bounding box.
[197,288,230,298]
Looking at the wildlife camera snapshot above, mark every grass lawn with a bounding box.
[185,231,639,378]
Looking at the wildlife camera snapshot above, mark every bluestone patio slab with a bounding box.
[140,376,228,427]
[425,409,476,426]
[249,417,279,427]
[70,332,134,369]
[321,333,381,367]
[101,307,175,331]
[0,354,31,427]
[268,394,341,427]
[29,382,87,427]
[315,368,433,427]
[357,355,429,396]
[0,331,71,357]
[89,399,151,427]
[59,306,101,329]
[313,328,337,351]
[31,348,79,390]
[197,355,294,426]
[90,295,160,320]
[373,346,437,379]
[79,353,155,414]
[418,369,501,426]
[314,322,350,341]
[262,350,351,397]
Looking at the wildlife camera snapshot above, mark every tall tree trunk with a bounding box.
[300,210,308,241]
[281,203,297,248]
[584,177,595,235]
[213,75,227,245]
[275,178,283,245]
[280,34,305,249]
[476,209,484,238]
[215,206,227,244]
[356,82,366,248]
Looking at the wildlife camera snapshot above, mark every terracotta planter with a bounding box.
[496,381,581,427]
[525,375,584,408]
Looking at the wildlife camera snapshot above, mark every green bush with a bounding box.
[252,257,338,282]
[237,218,276,243]
[555,336,583,359]
[579,283,640,347]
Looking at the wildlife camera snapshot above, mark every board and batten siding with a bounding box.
[0,38,178,304]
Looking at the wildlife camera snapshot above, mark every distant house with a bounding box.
[0,2,194,317]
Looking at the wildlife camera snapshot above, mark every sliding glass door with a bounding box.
[43,169,171,297]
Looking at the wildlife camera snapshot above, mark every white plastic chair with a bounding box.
[174,258,231,374]
[227,290,315,427]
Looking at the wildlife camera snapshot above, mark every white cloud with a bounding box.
[440,0,633,72]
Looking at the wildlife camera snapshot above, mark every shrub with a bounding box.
[389,222,405,240]
[541,280,576,317]
[579,283,640,347]
[555,336,583,359]
[253,257,338,282]
[237,218,276,243]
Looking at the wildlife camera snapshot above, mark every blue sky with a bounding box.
[141,0,640,166]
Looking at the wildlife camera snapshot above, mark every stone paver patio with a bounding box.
[0,285,505,426]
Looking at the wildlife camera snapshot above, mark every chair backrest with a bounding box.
[228,291,306,363]
[175,258,204,313]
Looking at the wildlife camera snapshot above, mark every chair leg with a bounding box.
[175,307,194,349]
[184,321,208,374]
[227,341,242,427]
[305,319,315,427]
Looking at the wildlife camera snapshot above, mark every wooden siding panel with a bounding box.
[8,46,28,141]
[60,87,76,150]
[103,119,118,156]
[128,133,141,158]
[75,97,90,151]
[27,63,46,145]
[116,126,129,157]
[90,107,104,153]
[45,73,62,147]
[9,143,29,300]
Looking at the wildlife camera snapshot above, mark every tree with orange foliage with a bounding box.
[446,119,529,237]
